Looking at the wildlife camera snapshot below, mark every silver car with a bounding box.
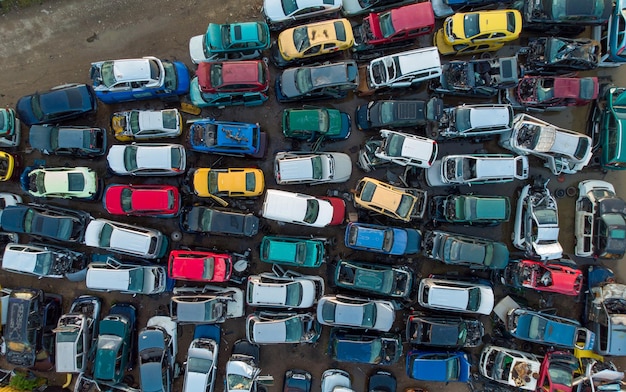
[316,294,395,332]
[246,311,321,344]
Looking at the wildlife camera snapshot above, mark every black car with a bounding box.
[16,83,97,126]
[405,314,485,348]
[28,124,107,157]
[0,203,91,243]
[275,61,359,103]
[180,205,259,237]
[368,370,396,392]
[523,0,612,35]
[523,37,601,74]
[355,97,443,131]
[284,369,312,392]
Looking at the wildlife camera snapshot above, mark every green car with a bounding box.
[431,194,510,226]
[282,107,351,142]
[259,235,327,268]
[333,259,414,300]
[590,86,626,170]
[94,303,137,384]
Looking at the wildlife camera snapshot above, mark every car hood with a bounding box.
[532,239,563,260]
[425,160,446,186]
[329,153,353,183]
[189,35,207,63]
[477,286,495,315]
[372,302,395,331]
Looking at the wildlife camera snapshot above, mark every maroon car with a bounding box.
[504,74,598,111]
[196,60,270,94]
[500,259,584,296]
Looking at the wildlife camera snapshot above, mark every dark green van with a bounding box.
[259,236,327,268]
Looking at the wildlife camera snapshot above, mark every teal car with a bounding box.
[589,86,626,170]
[259,235,327,267]
[189,21,271,63]
[94,303,137,384]
[282,107,351,142]
[431,194,510,226]
[0,108,20,147]
[333,259,414,300]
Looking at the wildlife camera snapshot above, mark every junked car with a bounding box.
[426,154,528,187]
[246,272,325,309]
[20,166,100,200]
[355,97,443,132]
[586,266,626,356]
[422,230,510,270]
[435,104,514,140]
[107,143,187,176]
[344,221,421,256]
[189,21,271,63]
[180,205,259,238]
[170,285,245,324]
[189,167,265,205]
[111,109,182,141]
[187,118,267,158]
[259,235,328,268]
[405,350,470,382]
[536,351,578,392]
[500,258,583,296]
[138,317,177,392]
[353,177,428,221]
[0,108,21,147]
[246,311,321,344]
[2,242,87,279]
[417,276,495,315]
[479,345,542,391]
[329,328,403,365]
[28,124,106,157]
[16,83,97,126]
[316,294,395,332]
[261,189,346,227]
[588,85,626,171]
[333,259,414,300]
[225,340,262,392]
[522,37,601,74]
[523,0,611,35]
[182,324,220,392]
[371,129,438,169]
[341,0,419,16]
[103,184,181,218]
[86,256,167,295]
[262,0,342,31]
[430,194,510,226]
[406,313,485,348]
[273,151,352,185]
[94,303,137,385]
[168,249,233,283]
[84,219,169,260]
[282,107,351,142]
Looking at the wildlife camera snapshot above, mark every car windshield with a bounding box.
[317,110,330,133]
[210,64,223,88]
[379,102,396,124]
[385,133,405,157]
[295,69,313,93]
[284,317,303,342]
[528,315,547,340]
[454,108,471,132]
[123,146,138,171]
[203,257,215,280]
[171,147,182,169]
[280,0,298,15]
[362,302,376,328]
[446,357,460,381]
[285,283,303,306]
[293,26,310,52]
[466,287,481,311]
[379,11,396,38]
[33,253,53,275]
[99,61,117,87]
[120,188,133,212]
[228,374,253,391]
[311,156,323,179]
[23,209,35,233]
[245,172,256,191]
[188,357,213,373]
[535,208,558,225]
[548,365,574,387]
[303,199,320,224]
[383,229,394,252]
[463,14,479,38]
[396,194,415,219]
[128,268,144,292]
[207,171,219,194]
[30,94,44,121]
[99,223,114,247]
[321,302,336,322]
[31,171,45,193]
[162,61,178,90]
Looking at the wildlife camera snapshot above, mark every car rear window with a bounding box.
[334,21,346,41]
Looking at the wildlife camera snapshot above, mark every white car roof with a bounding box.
[110,225,152,254]
[468,106,511,128]
[2,245,45,274]
[252,319,287,343]
[138,110,179,131]
[86,267,133,291]
[263,0,341,21]
[262,189,334,227]
[109,58,161,84]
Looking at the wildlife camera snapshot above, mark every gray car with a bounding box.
[275,61,359,103]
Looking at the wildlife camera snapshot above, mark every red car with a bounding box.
[537,351,577,392]
[167,249,233,282]
[500,259,583,296]
[509,75,598,111]
[196,60,270,94]
[103,184,181,217]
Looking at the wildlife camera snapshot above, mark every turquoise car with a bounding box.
[189,22,271,63]
[94,303,137,384]
[333,259,414,300]
[259,235,327,267]
[590,86,626,170]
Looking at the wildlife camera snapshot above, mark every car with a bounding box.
[170,285,245,324]
[342,0,419,16]
[367,370,396,392]
[371,129,438,169]
[86,257,167,295]
[523,0,611,35]
[283,369,312,392]
[190,167,265,204]
[89,56,190,103]
[606,0,626,63]
[1,242,87,279]
[106,143,187,176]
[246,311,321,344]
[512,181,563,261]
[275,60,359,103]
[344,221,421,256]
[503,74,599,112]
[0,203,91,243]
[575,180,626,259]
[187,118,267,158]
[189,21,271,63]
[111,109,182,141]
[247,272,325,309]
[0,192,21,214]
[430,194,511,226]
[190,60,270,109]
[434,9,522,56]
[84,218,169,259]
[328,328,402,365]
[168,249,233,283]
[406,313,485,348]
[261,189,346,227]
[353,177,427,222]
[351,2,435,61]
[262,0,342,31]
[282,107,351,142]
[586,266,626,356]
[506,308,596,350]
[94,303,137,385]
[20,166,100,200]
[321,369,352,392]
[355,97,443,132]
[500,113,593,175]
[259,235,328,268]
[225,340,262,392]
[316,294,395,332]
[435,104,514,140]
[537,351,577,392]
[422,230,510,270]
[333,259,414,300]
[523,37,601,74]
[271,18,354,67]
[588,85,626,171]
[54,295,101,373]
[500,258,584,297]
[0,108,21,147]
[425,154,529,187]
[479,345,542,390]
[102,184,181,217]
[429,56,521,99]
[182,324,220,392]
[274,151,352,185]
[417,277,495,315]
[362,47,442,92]
[28,124,106,157]
[16,83,97,126]
[180,205,259,237]
[405,350,470,382]
[0,151,15,182]
[138,321,176,392]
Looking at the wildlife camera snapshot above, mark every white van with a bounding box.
[86,257,166,295]
[366,47,442,90]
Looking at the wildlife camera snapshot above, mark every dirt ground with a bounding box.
[0,0,625,391]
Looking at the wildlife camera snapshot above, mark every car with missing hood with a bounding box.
[111,109,182,141]
[353,177,428,221]
[0,108,21,147]
[500,258,583,297]
[523,0,611,36]
[187,118,267,158]
[182,324,220,392]
[275,61,359,103]
[479,345,542,390]
[425,153,528,187]
[435,104,514,140]
[2,242,87,279]
[170,285,245,324]
[522,37,601,74]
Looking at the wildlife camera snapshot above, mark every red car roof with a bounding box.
[104,185,178,215]
[197,60,266,93]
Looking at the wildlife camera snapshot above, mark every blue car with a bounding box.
[607,0,626,62]
[89,56,190,104]
[16,83,97,126]
[0,204,91,243]
[344,222,421,255]
[405,350,470,382]
[329,329,402,365]
[187,118,267,158]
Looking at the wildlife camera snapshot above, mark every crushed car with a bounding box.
[521,37,601,74]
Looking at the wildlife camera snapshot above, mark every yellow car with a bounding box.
[0,151,15,181]
[434,9,522,55]
[192,168,265,204]
[271,18,354,67]
[352,177,426,222]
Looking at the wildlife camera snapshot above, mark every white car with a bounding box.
[0,192,22,218]
[85,258,167,295]
[316,295,395,332]
[111,109,182,141]
[170,285,245,324]
[499,113,593,175]
[261,189,345,227]
[426,153,529,187]
[479,345,542,391]
[245,311,320,344]
[84,218,169,259]
[374,129,438,168]
[183,324,220,392]
[321,369,354,392]
[21,166,99,199]
[274,151,352,185]
[513,182,563,261]
[246,273,324,308]
[107,143,187,176]
[417,277,495,315]
[438,104,514,139]
[366,47,441,90]
[2,242,86,279]
[263,0,342,30]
